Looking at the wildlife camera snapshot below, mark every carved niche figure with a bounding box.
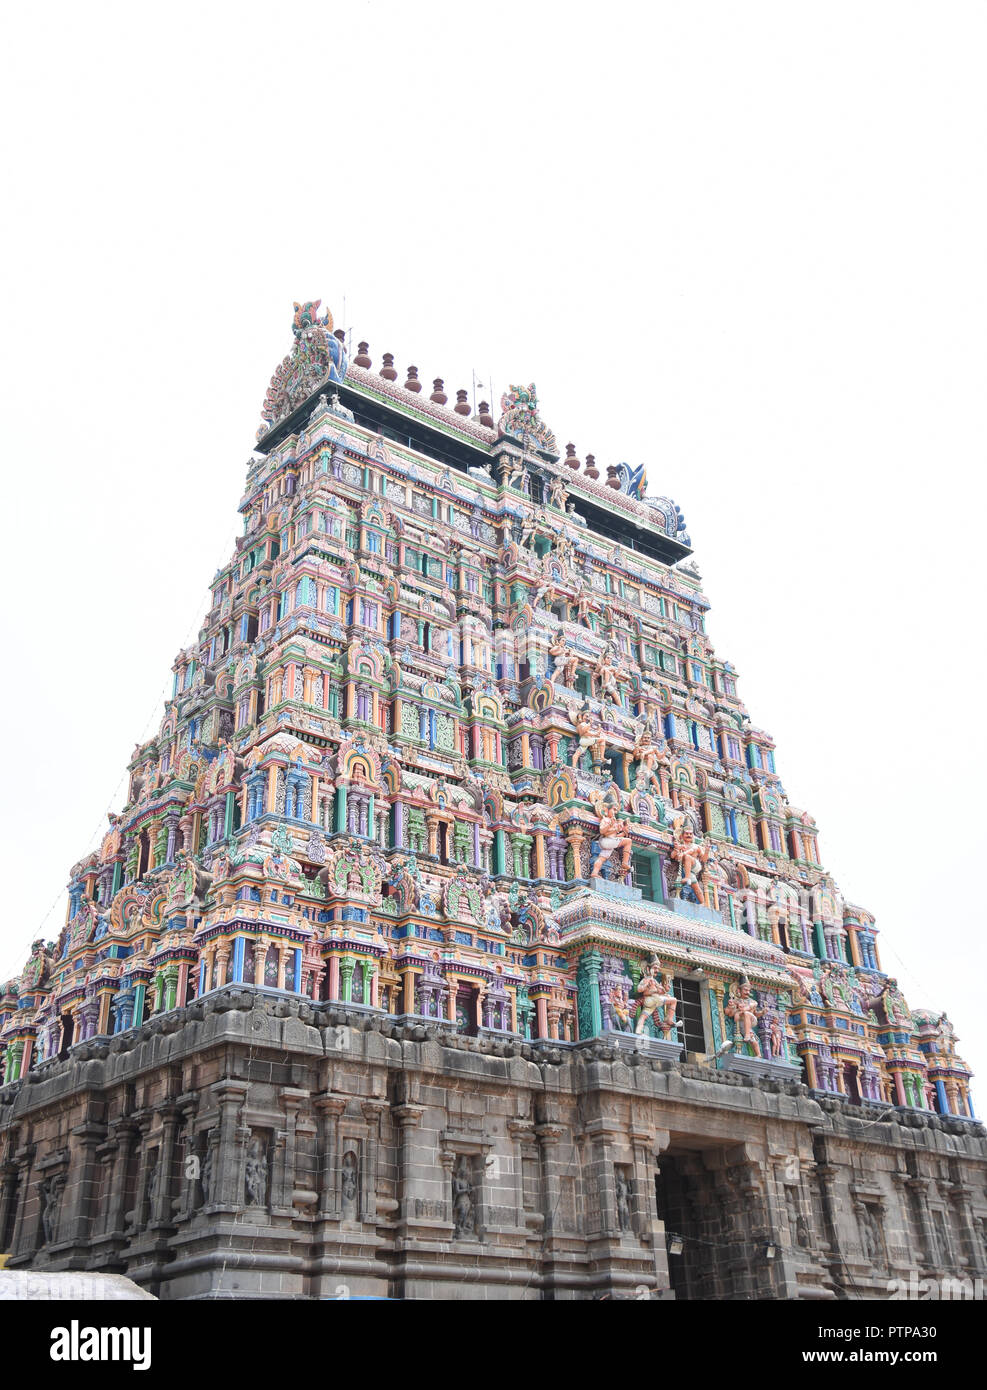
[452,1154,476,1237]
[615,1168,632,1231]
[201,1144,215,1206]
[859,1204,880,1265]
[245,1136,269,1207]
[341,1149,359,1219]
[41,1173,66,1245]
[785,1185,810,1249]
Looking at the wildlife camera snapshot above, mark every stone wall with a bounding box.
[1,987,984,1300]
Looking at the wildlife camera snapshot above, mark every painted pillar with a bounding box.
[328,954,341,1001]
[493,829,506,876]
[846,926,861,968]
[535,995,549,1039]
[893,1070,907,1107]
[334,785,347,834]
[533,831,547,880]
[340,956,355,1003]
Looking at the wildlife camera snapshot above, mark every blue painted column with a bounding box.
[232,937,246,983]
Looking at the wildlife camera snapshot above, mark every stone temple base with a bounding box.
[605,1030,684,1062]
[721,1053,802,1081]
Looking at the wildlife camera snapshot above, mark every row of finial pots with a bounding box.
[352,342,619,483]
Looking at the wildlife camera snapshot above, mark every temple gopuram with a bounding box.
[1,301,984,1299]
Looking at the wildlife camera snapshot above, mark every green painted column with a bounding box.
[340,956,355,1003]
[6,1040,24,1083]
[577,950,603,1038]
[224,790,235,838]
[493,829,506,876]
[334,784,347,834]
[111,861,122,897]
[133,983,147,1026]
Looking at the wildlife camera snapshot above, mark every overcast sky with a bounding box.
[1,2,984,1088]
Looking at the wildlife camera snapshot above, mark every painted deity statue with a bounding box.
[669,817,711,907]
[549,634,580,688]
[589,800,633,880]
[726,978,762,1055]
[570,706,607,769]
[482,886,507,934]
[632,729,671,798]
[576,583,597,627]
[609,983,633,1031]
[634,956,677,1037]
[594,647,624,705]
[934,1012,957,1056]
[545,475,566,510]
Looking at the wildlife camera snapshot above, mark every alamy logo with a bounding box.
[50,1321,151,1371]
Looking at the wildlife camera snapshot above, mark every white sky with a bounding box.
[1,2,984,1090]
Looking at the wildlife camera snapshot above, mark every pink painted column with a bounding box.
[328,956,341,1001]
[536,996,548,1038]
[893,1070,907,1107]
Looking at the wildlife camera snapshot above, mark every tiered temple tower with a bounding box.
[1,301,983,1300]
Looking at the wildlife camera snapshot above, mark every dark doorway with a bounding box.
[843,1062,861,1104]
[455,986,478,1036]
[58,1013,74,1058]
[672,978,706,1055]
